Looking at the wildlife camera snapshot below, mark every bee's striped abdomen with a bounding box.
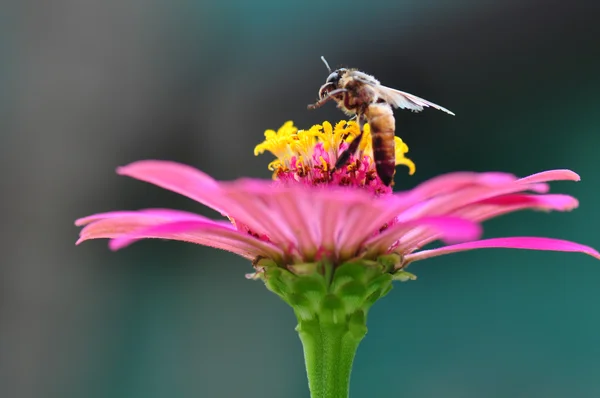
[366,103,396,186]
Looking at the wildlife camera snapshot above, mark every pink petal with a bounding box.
[364,216,482,255]
[405,237,600,263]
[460,194,579,222]
[477,194,578,209]
[108,220,283,260]
[517,169,580,185]
[99,219,283,260]
[75,208,206,226]
[405,172,517,199]
[403,194,579,255]
[77,212,232,245]
[396,180,566,222]
[350,194,428,242]
[266,189,321,257]
[217,181,302,252]
[318,200,345,253]
[76,210,281,261]
[218,181,388,260]
[333,194,393,258]
[395,170,580,224]
[116,161,227,214]
[384,172,516,220]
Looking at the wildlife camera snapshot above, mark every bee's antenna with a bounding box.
[320,56,331,74]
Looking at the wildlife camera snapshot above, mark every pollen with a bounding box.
[254,120,415,193]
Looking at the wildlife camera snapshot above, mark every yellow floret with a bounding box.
[394,137,415,175]
[254,120,415,176]
[253,121,298,159]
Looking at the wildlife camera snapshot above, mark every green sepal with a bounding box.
[392,269,417,282]
[347,310,368,340]
[262,257,402,324]
[263,267,293,296]
[288,262,319,275]
[319,294,346,325]
[376,253,402,272]
[254,257,278,269]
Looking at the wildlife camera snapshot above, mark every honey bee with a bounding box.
[308,57,454,186]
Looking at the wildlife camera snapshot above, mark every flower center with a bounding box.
[254,120,415,194]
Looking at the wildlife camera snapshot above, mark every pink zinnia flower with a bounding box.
[76,120,598,268]
[75,119,598,398]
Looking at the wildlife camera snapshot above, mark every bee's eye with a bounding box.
[326,72,340,84]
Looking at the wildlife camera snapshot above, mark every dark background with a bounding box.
[2,0,600,397]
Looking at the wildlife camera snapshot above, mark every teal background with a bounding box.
[2,1,599,397]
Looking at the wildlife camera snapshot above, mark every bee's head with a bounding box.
[326,68,347,85]
[318,68,347,99]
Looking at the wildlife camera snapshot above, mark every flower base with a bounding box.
[257,255,412,398]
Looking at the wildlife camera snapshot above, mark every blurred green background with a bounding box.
[2,0,600,397]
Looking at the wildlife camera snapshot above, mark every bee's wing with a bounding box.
[376,85,455,116]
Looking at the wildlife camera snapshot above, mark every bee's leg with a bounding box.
[333,131,363,169]
[331,114,365,177]
[307,89,348,110]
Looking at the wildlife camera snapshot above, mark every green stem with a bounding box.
[260,257,404,398]
[297,318,364,398]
